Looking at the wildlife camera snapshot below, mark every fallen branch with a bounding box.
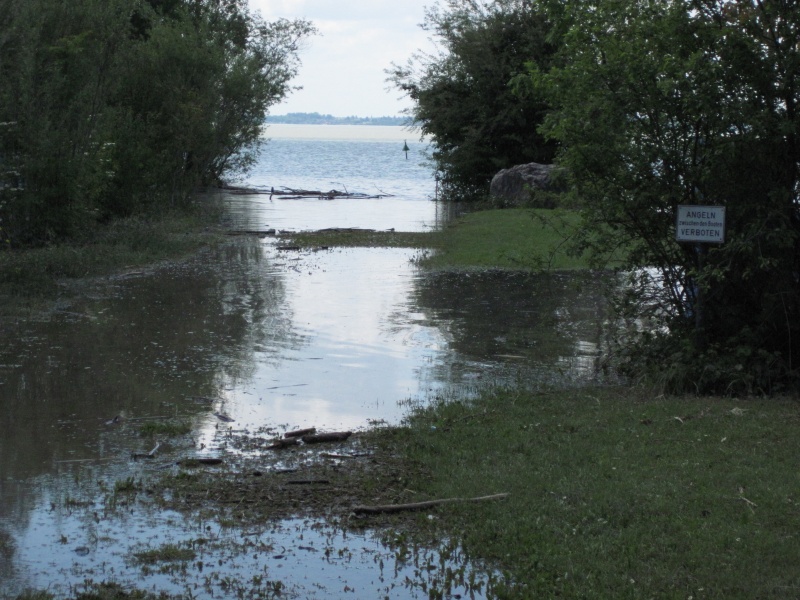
[131,442,161,460]
[284,479,330,486]
[285,427,316,439]
[267,437,300,450]
[302,431,352,444]
[352,493,509,515]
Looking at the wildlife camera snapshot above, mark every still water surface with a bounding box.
[0,125,609,598]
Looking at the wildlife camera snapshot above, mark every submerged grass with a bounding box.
[378,386,800,598]
[280,208,593,271]
[0,203,224,316]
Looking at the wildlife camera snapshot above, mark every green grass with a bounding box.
[282,229,431,249]
[138,420,192,437]
[281,208,593,272]
[423,208,590,271]
[132,543,196,565]
[0,205,223,315]
[381,386,800,598]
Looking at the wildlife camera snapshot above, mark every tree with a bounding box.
[389,0,559,201]
[0,0,315,246]
[536,0,800,393]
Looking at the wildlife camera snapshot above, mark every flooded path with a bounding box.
[0,126,610,598]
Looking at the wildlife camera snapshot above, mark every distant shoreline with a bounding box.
[267,112,409,126]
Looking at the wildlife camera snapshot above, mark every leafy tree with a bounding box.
[536,0,800,393]
[389,0,559,201]
[0,0,315,246]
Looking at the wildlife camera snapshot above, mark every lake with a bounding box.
[0,125,609,598]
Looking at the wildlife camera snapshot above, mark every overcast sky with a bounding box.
[248,0,437,117]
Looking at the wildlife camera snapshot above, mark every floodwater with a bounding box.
[0,125,610,598]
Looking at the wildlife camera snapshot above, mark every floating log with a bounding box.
[302,431,352,444]
[284,427,316,439]
[352,493,510,515]
[267,437,300,450]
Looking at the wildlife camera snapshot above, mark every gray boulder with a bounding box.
[490,162,562,207]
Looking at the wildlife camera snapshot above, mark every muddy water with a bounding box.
[0,126,611,598]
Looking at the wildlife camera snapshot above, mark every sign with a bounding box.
[676,205,726,243]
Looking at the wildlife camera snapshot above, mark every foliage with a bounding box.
[0,0,315,247]
[533,0,800,393]
[388,0,559,201]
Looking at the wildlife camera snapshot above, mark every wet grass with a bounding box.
[384,385,800,599]
[282,228,431,249]
[424,208,590,271]
[138,420,192,437]
[14,582,170,599]
[132,543,196,566]
[0,204,224,317]
[280,208,594,271]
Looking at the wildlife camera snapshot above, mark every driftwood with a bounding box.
[267,437,300,450]
[352,493,510,515]
[178,457,224,467]
[132,442,161,460]
[284,427,316,439]
[284,479,330,485]
[221,184,393,200]
[320,452,369,459]
[302,431,352,444]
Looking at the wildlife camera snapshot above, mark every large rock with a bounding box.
[490,162,562,207]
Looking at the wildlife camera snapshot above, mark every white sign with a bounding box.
[676,205,726,243]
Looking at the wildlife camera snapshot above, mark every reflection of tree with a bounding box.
[0,237,304,515]
[411,270,609,366]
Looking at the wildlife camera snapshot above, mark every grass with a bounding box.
[132,543,196,565]
[423,208,590,271]
[0,204,224,316]
[138,420,192,437]
[376,386,800,599]
[280,208,593,271]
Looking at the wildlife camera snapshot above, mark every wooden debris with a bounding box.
[220,183,393,200]
[178,457,224,467]
[284,427,316,439]
[285,479,330,485]
[267,437,300,450]
[132,442,161,460]
[320,452,368,459]
[302,431,353,444]
[352,493,510,515]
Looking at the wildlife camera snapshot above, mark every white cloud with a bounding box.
[247,0,436,116]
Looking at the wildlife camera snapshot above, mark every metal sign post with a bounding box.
[676,205,726,350]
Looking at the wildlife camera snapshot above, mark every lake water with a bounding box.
[0,125,610,598]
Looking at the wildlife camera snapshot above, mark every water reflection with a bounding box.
[0,192,611,597]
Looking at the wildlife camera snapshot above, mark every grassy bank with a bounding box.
[281,208,591,271]
[0,203,224,316]
[424,208,588,271]
[377,386,800,598]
